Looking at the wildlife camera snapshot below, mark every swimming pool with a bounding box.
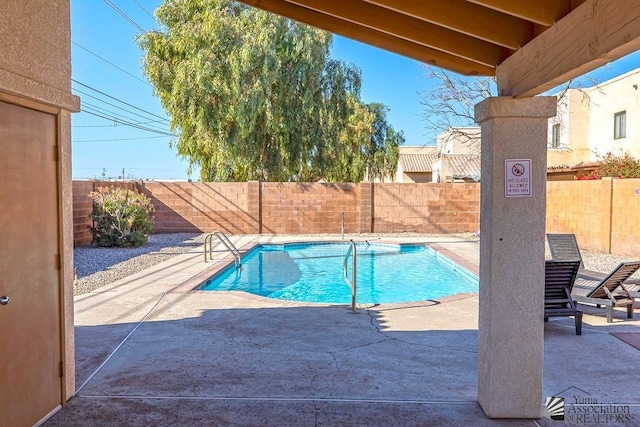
[199,242,478,304]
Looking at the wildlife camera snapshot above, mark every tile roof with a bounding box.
[399,153,439,172]
[443,155,481,181]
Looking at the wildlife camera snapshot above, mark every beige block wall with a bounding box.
[546,179,612,253]
[73,181,95,246]
[72,179,640,257]
[137,181,259,234]
[611,179,640,256]
[261,182,359,234]
[373,183,479,233]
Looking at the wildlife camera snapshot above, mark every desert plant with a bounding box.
[89,187,155,247]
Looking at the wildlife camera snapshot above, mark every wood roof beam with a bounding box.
[282,0,508,67]
[241,0,495,75]
[363,0,533,50]
[468,0,573,26]
[497,0,640,97]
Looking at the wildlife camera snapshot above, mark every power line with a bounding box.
[72,41,150,86]
[75,135,170,142]
[102,0,145,33]
[81,109,175,136]
[74,88,170,127]
[72,79,169,123]
[131,0,156,21]
[80,102,172,134]
[81,102,170,134]
[73,119,164,128]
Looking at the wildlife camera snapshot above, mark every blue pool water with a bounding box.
[200,242,478,304]
[200,243,478,304]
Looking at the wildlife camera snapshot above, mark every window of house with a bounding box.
[551,123,560,148]
[614,111,626,139]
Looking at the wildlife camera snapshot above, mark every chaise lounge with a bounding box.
[571,262,639,323]
[544,259,583,335]
[547,233,640,297]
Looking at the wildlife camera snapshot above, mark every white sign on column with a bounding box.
[505,159,531,197]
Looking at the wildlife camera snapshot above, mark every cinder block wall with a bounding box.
[261,182,359,234]
[72,181,94,246]
[611,179,640,257]
[72,181,483,245]
[546,179,613,253]
[73,179,640,257]
[372,183,480,233]
[136,181,259,234]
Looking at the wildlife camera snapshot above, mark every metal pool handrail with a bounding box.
[343,240,357,312]
[204,231,241,268]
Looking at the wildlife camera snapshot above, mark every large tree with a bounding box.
[138,0,401,182]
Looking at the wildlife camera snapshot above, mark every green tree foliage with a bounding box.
[138,0,401,182]
[89,187,155,247]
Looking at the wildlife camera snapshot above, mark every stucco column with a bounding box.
[475,96,556,418]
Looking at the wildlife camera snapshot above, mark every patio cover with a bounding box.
[240,0,640,97]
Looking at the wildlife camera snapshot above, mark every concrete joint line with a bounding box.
[77,394,481,406]
[75,292,169,396]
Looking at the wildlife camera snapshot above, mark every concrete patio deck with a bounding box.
[44,235,640,426]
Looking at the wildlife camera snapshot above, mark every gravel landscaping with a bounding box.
[73,232,638,296]
[73,233,206,295]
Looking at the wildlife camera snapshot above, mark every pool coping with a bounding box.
[171,237,480,310]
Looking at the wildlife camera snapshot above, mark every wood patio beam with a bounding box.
[364,0,533,50]
[283,0,508,67]
[242,0,495,75]
[467,0,573,26]
[497,0,640,97]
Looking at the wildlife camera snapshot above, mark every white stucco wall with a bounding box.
[586,69,640,160]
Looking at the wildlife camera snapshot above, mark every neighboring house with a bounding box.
[395,145,439,182]
[396,129,481,183]
[437,127,481,154]
[399,69,640,183]
[432,154,481,183]
[548,68,640,172]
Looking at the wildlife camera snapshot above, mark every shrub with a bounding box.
[597,152,640,178]
[89,187,155,247]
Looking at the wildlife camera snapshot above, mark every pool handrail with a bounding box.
[343,240,357,312]
[204,231,241,268]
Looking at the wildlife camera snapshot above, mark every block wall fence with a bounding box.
[73,178,640,257]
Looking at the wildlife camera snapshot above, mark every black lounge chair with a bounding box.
[544,260,583,335]
[571,262,639,323]
[546,233,640,297]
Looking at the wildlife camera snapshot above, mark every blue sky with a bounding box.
[71,1,640,180]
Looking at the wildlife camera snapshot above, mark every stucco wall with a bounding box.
[587,70,640,160]
[547,89,592,167]
[0,0,71,93]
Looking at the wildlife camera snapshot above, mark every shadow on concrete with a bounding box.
[49,296,640,426]
[46,304,521,426]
